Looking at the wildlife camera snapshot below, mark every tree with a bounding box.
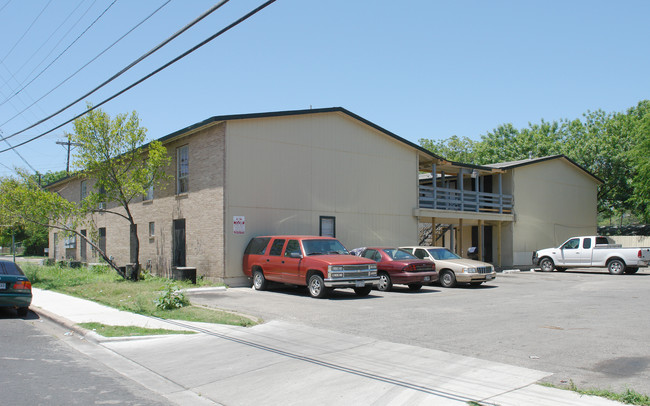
[0,170,119,271]
[627,101,650,222]
[68,105,170,277]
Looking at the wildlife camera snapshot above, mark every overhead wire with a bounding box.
[0,0,113,107]
[0,0,278,155]
[0,0,53,64]
[1,0,87,92]
[1,0,232,144]
[0,0,12,16]
[0,0,171,129]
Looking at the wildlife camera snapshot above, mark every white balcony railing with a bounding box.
[419,185,513,214]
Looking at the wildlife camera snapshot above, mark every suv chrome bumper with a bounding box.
[324,276,380,288]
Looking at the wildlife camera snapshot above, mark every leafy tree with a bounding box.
[0,171,118,270]
[419,135,478,164]
[627,101,650,222]
[68,105,170,276]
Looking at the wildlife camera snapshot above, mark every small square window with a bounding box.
[319,216,335,237]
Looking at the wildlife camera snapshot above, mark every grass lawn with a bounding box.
[21,263,257,327]
[79,322,196,337]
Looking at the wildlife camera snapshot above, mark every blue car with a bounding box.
[0,260,32,317]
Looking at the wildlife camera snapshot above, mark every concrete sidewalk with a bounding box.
[30,288,622,405]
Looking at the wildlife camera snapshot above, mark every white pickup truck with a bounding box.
[532,236,650,275]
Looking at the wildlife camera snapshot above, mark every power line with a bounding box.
[0,0,13,17]
[0,129,37,173]
[0,0,114,107]
[0,0,231,144]
[0,0,53,64]
[0,0,87,95]
[0,0,171,129]
[0,0,277,155]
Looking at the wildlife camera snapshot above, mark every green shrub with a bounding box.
[154,283,189,310]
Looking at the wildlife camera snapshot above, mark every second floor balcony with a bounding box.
[419,185,513,214]
[417,164,513,215]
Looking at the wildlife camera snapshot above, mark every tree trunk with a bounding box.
[129,223,140,281]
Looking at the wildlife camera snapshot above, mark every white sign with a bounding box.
[233,216,245,234]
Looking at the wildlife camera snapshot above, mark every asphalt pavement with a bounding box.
[27,287,625,405]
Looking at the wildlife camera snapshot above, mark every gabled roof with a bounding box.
[158,107,445,161]
[484,154,603,184]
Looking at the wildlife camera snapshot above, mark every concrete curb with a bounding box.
[180,286,227,294]
[31,305,200,344]
[31,305,104,343]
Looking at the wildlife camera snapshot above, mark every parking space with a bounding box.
[188,268,650,395]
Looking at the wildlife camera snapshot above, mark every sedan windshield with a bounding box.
[303,239,349,256]
[427,248,461,260]
[383,249,417,260]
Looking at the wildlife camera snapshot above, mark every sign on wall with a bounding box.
[233,216,245,234]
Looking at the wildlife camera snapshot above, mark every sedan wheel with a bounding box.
[377,272,392,292]
[439,270,456,288]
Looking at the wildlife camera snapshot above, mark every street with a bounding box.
[0,309,173,406]
[188,268,650,395]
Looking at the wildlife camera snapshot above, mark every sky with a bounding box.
[0,0,648,177]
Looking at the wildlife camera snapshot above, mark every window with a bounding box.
[582,238,592,249]
[244,237,271,255]
[80,180,88,201]
[562,238,580,250]
[414,249,428,259]
[149,222,155,238]
[320,216,335,237]
[98,227,106,254]
[362,249,381,262]
[144,183,154,201]
[98,185,106,210]
[176,145,189,194]
[269,239,285,256]
[284,240,301,257]
[64,234,76,249]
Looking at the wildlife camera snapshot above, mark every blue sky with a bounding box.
[0,0,648,177]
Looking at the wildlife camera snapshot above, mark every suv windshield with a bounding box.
[303,239,349,256]
[428,248,461,260]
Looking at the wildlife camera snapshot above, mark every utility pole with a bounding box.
[56,137,81,174]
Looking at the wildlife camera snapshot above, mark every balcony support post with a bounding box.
[474,172,479,212]
[458,169,464,211]
[432,164,437,210]
[498,173,503,214]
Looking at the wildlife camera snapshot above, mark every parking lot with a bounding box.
[188,268,650,396]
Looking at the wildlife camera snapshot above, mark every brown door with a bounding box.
[172,219,186,267]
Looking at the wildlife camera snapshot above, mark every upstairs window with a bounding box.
[144,183,154,201]
[80,180,88,201]
[98,185,106,210]
[176,145,189,194]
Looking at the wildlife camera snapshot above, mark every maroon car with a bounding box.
[353,247,438,292]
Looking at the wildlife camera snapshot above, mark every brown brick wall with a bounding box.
[48,122,226,282]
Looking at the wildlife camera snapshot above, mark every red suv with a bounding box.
[243,236,379,298]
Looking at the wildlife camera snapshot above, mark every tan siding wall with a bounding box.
[223,113,419,285]
[511,159,598,265]
[49,123,226,281]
